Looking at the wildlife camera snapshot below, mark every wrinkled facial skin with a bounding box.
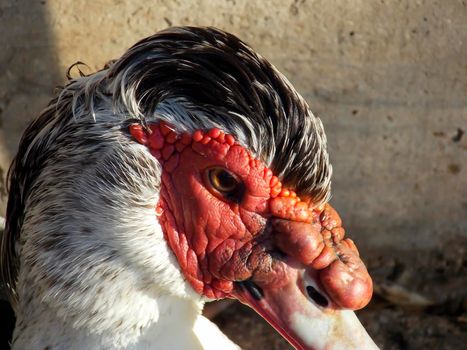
[130,122,377,350]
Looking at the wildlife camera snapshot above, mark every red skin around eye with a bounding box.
[158,140,272,298]
[129,123,373,308]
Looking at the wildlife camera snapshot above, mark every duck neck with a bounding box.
[12,286,212,349]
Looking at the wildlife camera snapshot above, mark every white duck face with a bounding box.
[1,27,378,350]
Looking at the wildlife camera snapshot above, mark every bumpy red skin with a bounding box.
[129,122,373,309]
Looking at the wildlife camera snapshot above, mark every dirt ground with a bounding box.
[211,237,467,350]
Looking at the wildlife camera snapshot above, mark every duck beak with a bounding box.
[233,267,379,350]
[230,202,378,349]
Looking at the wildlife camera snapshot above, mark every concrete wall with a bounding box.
[1,0,466,252]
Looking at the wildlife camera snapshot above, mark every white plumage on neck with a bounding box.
[14,290,237,349]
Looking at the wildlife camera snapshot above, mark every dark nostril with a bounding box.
[241,280,264,300]
[270,248,288,261]
[306,285,329,307]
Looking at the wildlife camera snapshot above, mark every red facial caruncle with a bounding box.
[129,121,376,350]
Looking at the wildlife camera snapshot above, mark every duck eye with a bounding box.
[205,167,244,203]
[209,168,237,192]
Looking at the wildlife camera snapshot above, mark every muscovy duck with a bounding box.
[0,26,378,349]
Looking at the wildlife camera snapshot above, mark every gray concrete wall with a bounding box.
[1,0,466,253]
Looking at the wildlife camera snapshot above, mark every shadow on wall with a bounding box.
[0,1,62,214]
[1,2,63,345]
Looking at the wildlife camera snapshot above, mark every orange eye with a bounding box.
[205,167,244,203]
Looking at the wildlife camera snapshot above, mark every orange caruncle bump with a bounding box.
[200,136,212,145]
[208,128,221,139]
[129,124,148,145]
[193,130,204,142]
[263,168,273,180]
[270,182,282,198]
[166,131,178,144]
[159,121,172,136]
[270,176,279,187]
[216,132,225,143]
[294,201,311,222]
[225,134,235,146]
[269,184,319,223]
[148,127,164,150]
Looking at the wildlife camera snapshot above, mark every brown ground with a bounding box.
[211,237,467,350]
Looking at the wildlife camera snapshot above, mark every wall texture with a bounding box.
[0,0,466,253]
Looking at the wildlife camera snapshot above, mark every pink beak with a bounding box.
[233,267,379,350]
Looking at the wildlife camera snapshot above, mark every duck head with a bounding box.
[2,27,378,350]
